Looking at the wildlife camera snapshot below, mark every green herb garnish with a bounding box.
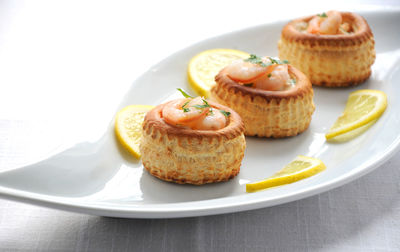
[192,99,211,109]
[220,110,231,117]
[244,83,253,87]
[268,57,280,64]
[245,54,269,67]
[267,73,272,78]
[317,12,327,18]
[244,54,289,68]
[181,101,190,111]
[193,104,210,109]
[268,57,289,65]
[181,100,191,112]
[177,88,193,98]
[287,78,297,85]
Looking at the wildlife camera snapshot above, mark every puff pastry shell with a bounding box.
[278,12,375,87]
[140,101,246,185]
[211,65,314,138]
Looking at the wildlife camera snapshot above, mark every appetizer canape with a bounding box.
[211,55,315,138]
[278,11,375,87]
[140,90,246,185]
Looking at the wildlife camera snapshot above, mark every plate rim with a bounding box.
[1,132,399,219]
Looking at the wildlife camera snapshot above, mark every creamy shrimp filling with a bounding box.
[225,54,295,91]
[162,91,231,130]
[303,11,353,35]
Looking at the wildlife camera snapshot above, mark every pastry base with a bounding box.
[140,101,246,185]
[278,12,375,87]
[211,65,315,138]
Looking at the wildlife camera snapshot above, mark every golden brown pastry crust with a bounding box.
[278,12,375,87]
[211,65,315,138]
[140,101,246,185]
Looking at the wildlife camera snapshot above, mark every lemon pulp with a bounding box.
[115,105,154,159]
[187,48,249,97]
[326,89,387,140]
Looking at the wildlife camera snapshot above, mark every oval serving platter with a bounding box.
[1,10,400,218]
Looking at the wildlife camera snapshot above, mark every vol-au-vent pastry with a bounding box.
[140,91,246,185]
[278,10,375,87]
[211,55,315,138]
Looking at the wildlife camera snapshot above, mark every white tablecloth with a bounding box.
[1,155,400,251]
[1,1,399,251]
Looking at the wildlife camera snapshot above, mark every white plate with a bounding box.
[1,10,400,218]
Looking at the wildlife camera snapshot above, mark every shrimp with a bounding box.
[195,110,227,130]
[162,97,227,130]
[163,97,209,125]
[225,60,269,83]
[253,64,290,91]
[225,56,291,91]
[225,57,279,83]
[339,22,351,34]
[307,16,322,34]
[320,11,342,34]
[307,10,342,35]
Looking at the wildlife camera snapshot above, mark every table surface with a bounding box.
[1,1,400,251]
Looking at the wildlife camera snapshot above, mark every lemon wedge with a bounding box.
[115,105,154,159]
[246,155,326,193]
[187,48,249,97]
[325,89,387,140]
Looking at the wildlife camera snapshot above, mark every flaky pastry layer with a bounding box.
[211,65,315,138]
[140,101,246,185]
[278,12,375,87]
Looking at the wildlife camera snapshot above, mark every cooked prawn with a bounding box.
[307,16,322,34]
[253,64,290,91]
[225,56,291,91]
[339,22,351,34]
[194,110,227,130]
[307,10,342,35]
[162,97,227,130]
[225,60,270,83]
[163,97,209,125]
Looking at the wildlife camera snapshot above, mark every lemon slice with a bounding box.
[115,105,154,159]
[246,155,326,193]
[325,89,387,140]
[187,48,249,97]
[327,119,377,143]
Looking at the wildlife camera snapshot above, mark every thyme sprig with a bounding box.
[220,110,231,117]
[244,54,269,67]
[287,78,297,86]
[244,54,289,67]
[177,88,193,98]
[193,99,211,109]
[177,88,212,114]
[181,101,190,112]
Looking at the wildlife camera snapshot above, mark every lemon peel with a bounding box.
[246,155,326,193]
[327,119,377,143]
